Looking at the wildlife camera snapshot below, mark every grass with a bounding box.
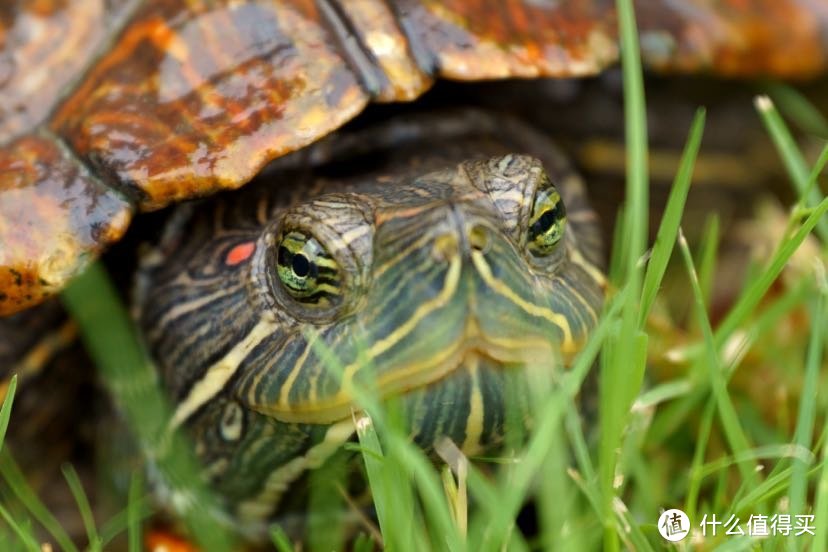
[1,0,827,550]
[60,262,238,552]
[599,4,650,549]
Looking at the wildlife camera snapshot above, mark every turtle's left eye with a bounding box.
[275,230,342,306]
[527,181,567,257]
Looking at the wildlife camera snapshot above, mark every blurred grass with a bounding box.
[60,262,237,552]
[1,0,827,550]
[600,4,649,550]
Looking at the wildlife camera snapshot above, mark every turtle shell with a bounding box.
[1,0,827,316]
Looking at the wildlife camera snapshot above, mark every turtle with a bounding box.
[1,0,828,547]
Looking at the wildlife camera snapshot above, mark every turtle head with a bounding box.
[215,154,605,424]
[137,153,604,491]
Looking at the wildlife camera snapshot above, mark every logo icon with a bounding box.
[658,509,690,542]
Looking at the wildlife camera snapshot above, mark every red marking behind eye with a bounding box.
[225,242,256,266]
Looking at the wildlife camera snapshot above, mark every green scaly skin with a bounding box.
[134,110,606,532]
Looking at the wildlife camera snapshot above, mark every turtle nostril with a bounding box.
[469,223,491,253]
[432,233,460,262]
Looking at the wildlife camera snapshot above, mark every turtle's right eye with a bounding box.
[275,230,342,307]
[527,180,567,257]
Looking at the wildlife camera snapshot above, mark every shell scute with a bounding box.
[0,0,136,143]
[52,0,371,210]
[396,0,619,79]
[0,135,133,315]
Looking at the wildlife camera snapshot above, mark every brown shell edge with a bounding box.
[0,135,133,316]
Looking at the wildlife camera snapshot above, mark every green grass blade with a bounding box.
[715,195,828,347]
[814,425,828,552]
[788,284,827,532]
[386,433,465,552]
[801,143,828,201]
[0,375,17,455]
[0,502,40,552]
[611,497,655,552]
[599,327,647,529]
[605,2,649,548]
[566,404,596,485]
[685,400,716,519]
[635,379,693,410]
[464,457,524,550]
[608,205,628,285]
[475,283,630,549]
[306,451,350,552]
[696,214,721,317]
[304,330,463,552]
[639,108,706,326]
[0,451,78,552]
[712,535,756,552]
[616,0,648,285]
[127,474,144,552]
[677,229,759,487]
[636,193,828,453]
[734,464,822,514]
[698,445,813,480]
[649,277,812,448]
[61,463,100,552]
[270,526,295,552]
[97,500,153,547]
[353,533,375,552]
[764,82,828,138]
[755,95,828,242]
[438,456,468,540]
[524,365,571,550]
[61,262,236,552]
[354,413,398,550]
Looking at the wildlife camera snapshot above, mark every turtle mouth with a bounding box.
[250,315,566,426]
[364,314,565,401]
[458,338,558,369]
[456,316,561,368]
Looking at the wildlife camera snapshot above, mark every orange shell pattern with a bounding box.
[0,135,131,313]
[1,0,827,316]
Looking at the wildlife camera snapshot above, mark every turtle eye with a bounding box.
[275,230,342,306]
[527,181,567,257]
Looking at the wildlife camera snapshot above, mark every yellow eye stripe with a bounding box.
[313,256,339,271]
